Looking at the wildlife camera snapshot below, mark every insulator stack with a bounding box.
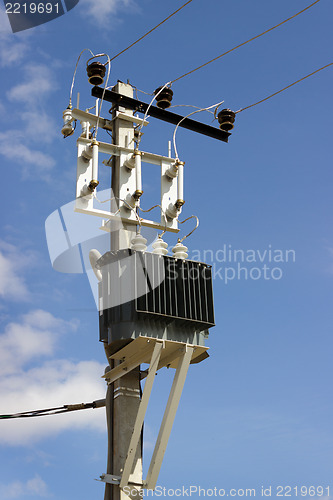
[80,120,89,139]
[81,144,93,162]
[217,108,236,131]
[172,241,188,260]
[86,61,106,86]
[176,161,184,208]
[124,154,136,170]
[165,203,179,220]
[131,233,147,252]
[165,162,178,179]
[88,139,99,191]
[134,151,143,199]
[152,237,168,255]
[61,107,74,137]
[154,87,173,109]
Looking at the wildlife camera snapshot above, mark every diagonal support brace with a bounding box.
[120,341,163,489]
[144,346,194,490]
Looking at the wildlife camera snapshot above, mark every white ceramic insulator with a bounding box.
[172,242,188,260]
[80,120,89,138]
[165,163,178,179]
[166,202,179,220]
[62,108,72,123]
[80,185,94,198]
[135,153,142,193]
[81,145,93,161]
[125,193,136,209]
[131,234,147,252]
[89,249,103,281]
[61,108,74,136]
[152,237,168,255]
[124,154,135,170]
[92,142,99,182]
[177,162,184,202]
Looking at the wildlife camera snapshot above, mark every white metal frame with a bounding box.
[72,106,181,234]
[100,336,207,491]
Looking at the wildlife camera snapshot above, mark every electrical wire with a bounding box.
[0,399,106,420]
[172,101,224,159]
[132,85,154,100]
[95,193,142,230]
[69,48,95,107]
[138,205,168,237]
[109,0,193,62]
[135,82,172,151]
[171,0,321,84]
[177,215,199,242]
[128,83,154,100]
[169,104,214,115]
[236,62,333,113]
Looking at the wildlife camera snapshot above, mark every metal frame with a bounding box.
[101,336,207,491]
[72,108,181,234]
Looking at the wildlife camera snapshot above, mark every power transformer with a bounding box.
[97,249,215,356]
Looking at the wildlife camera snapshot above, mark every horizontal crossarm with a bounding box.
[92,87,230,143]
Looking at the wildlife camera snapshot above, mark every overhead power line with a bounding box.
[236,62,333,113]
[110,0,193,62]
[0,399,106,419]
[171,0,321,84]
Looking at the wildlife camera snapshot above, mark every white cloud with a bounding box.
[0,63,57,178]
[7,64,54,105]
[79,0,137,25]
[0,242,30,301]
[0,474,48,499]
[0,131,55,178]
[0,8,30,65]
[0,359,106,445]
[0,309,75,375]
[0,309,106,445]
[21,111,57,143]
[0,37,29,66]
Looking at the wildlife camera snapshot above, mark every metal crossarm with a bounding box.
[91,87,230,143]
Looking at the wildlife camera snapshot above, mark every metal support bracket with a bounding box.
[101,336,207,491]
[98,474,121,485]
[97,474,143,487]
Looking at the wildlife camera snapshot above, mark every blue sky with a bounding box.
[0,0,332,499]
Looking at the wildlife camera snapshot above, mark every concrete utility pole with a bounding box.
[104,82,142,500]
[59,65,222,497]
